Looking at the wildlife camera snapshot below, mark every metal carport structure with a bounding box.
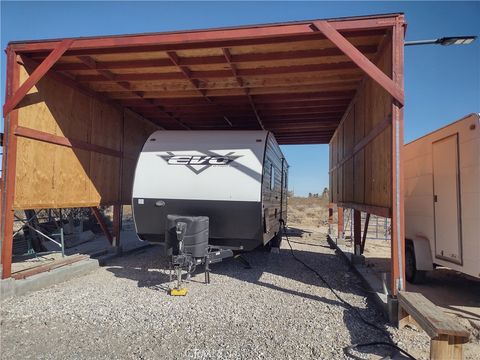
[1,13,406,297]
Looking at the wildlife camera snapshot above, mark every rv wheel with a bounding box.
[405,244,426,284]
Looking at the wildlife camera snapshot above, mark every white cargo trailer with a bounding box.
[404,113,480,282]
[132,130,288,252]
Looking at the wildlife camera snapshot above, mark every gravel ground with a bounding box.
[1,227,434,360]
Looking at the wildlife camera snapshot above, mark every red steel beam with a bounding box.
[1,48,19,279]
[10,16,396,54]
[19,30,386,58]
[91,207,113,244]
[3,39,74,117]
[20,55,122,108]
[338,207,344,238]
[13,126,138,159]
[390,17,406,294]
[361,213,370,254]
[312,20,404,106]
[353,209,362,255]
[112,205,121,247]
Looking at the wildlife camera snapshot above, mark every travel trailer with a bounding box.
[132,131,288,252]
[404,113,480,282]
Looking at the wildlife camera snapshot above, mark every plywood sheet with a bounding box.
[328,40,393,214]
[13,63,161,209]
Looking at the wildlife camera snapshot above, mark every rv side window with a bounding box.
[270,164,275,190]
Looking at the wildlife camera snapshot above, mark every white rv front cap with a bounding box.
[132,130,268,202]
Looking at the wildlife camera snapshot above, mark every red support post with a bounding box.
[3,39,74,117]
[91,207,113,244]
[390,17,406,295]
[337,207,344,239]
[353,210,362,255]
[361,213,370,254]
[1,48,20,279]
[112,205,121,247]
[328,203,334,234]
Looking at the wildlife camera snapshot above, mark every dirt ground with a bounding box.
[287,196,329,227]
[363,240,480,356]
[288,197,480,357]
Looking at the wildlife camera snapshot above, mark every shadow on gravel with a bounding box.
[104,240,402,359]
[284,227,312,238]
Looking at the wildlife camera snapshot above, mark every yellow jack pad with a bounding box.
[169,288,188,296]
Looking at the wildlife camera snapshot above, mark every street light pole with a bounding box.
[405,36,477,46]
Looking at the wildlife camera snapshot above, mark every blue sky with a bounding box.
[1,1,479,196]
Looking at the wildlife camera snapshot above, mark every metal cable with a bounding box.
[281,222,416,360]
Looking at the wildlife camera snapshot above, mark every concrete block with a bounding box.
[387,295,399,324]
[336,236,346,246]
[351,254,365,265]
[0,278,16,301]
[0,259,99,300]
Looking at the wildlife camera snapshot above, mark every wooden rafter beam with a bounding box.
[261,114,341,121]
[264,124,338,131]
[74,62,363,82]
[52,45,378,71]
[3,39,74,117]
[312,20,404,106]
[222,48,264,130]
[260,108,346,116]
[77,55,188,129]
[106,89,356,102]
[166,50,233,127]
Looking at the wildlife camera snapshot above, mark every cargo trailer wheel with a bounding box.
[405,243,426,284]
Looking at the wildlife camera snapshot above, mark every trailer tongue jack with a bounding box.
[167,216,233,296]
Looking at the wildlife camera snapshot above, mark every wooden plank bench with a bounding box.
[398,291,470,360]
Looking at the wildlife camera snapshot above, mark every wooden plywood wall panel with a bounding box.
[342,109,355,201]
[121,159,137,203]
[328,40,393,216]
[90,153,121,204]
[17,65,90,141]
[53,146,91,207]
[13,63,160,209]
[123,110,158,156]
[14,138,93,209]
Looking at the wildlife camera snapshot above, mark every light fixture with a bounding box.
[405,36,477,46]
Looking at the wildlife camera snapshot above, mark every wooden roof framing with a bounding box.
[5,13,405,144]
